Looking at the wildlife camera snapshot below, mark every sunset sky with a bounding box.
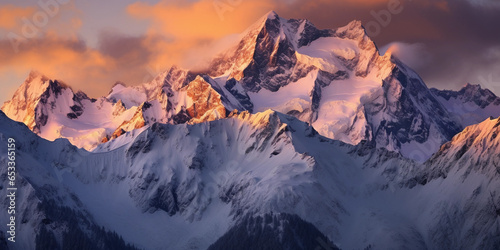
[1,0,499,103]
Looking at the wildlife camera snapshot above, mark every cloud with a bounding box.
[1,0,261,103]
[0,5,35,29]
[127,0,273,39]
[124,0,276,70]
[465,0,500,8]
[0,31,172,102]
[0,1,82,39]
[98,31,152,63]
[416,43,500,92]
[381,42,431,70]
[0,36,112,98]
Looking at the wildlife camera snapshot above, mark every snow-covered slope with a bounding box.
[0,111,138,249]
[2,12,473,162]
[0,108,380,249]
[2,9,500,250]
[205,11,464,161]
[424,116,500,180]
[1,69,233,150]
[431,83,500,127]
[2,107,500,249]
[0,71,139,150]
[403,116,500,249]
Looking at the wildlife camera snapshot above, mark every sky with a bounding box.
[0,0,500,104]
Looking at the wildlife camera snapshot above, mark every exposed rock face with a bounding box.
[1,12,498,162]
[202,12,464,161]
[185,76,227,122]
[431,83,500,127]
[1,69,233,150]
[423,116,500,181]
[2,107,500,249]
[1,71,142,150]
[2,10,500,250]
[208,213,340,250]
[2,71,66,131]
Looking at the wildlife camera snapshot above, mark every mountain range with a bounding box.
[1,11,500,250]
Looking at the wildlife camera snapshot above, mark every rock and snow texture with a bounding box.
[1,11,500,249]
[0,111,137,250]
[0,109,356,249]
[424,116,500,179]
[5,12,499,161]
[404,117,500,249]
[0,71,139,150]
[431,83,500,127]
[1,69,231,151]
[1,107,500,249]
[203,11,465,161]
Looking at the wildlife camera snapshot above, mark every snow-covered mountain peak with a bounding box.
[1,72,74,131]
[463,82,480,90]
[1,72,146,150]
[232,109,282,129]
[334,20,367,39]
[265,10,279,19]
[432,83,500,106]
[108,81,127,95]
[3,97,500,249]
[459,83,499,101]
[345,19,363,30]
[24,70,49,86]
[8,70,70,103]
[430,82,500,127]
[199,12,462,161]
[419,115,500,186]
[4,12,500,162]
[438,115,500,155]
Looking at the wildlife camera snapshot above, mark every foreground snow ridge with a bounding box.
[1,109,500,249]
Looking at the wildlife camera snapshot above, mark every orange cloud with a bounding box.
[0,5,36,29]
[127,0,273,40]
[295,0,389,10]
[0,38,111,97]
[0,0,459,105]
[125,0,277,70]
[0,0,277,103]
[1,1,82,40]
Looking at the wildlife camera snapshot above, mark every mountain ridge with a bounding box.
[2,12,489,163]
[2,101,500,249]
[430,83,500,127]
